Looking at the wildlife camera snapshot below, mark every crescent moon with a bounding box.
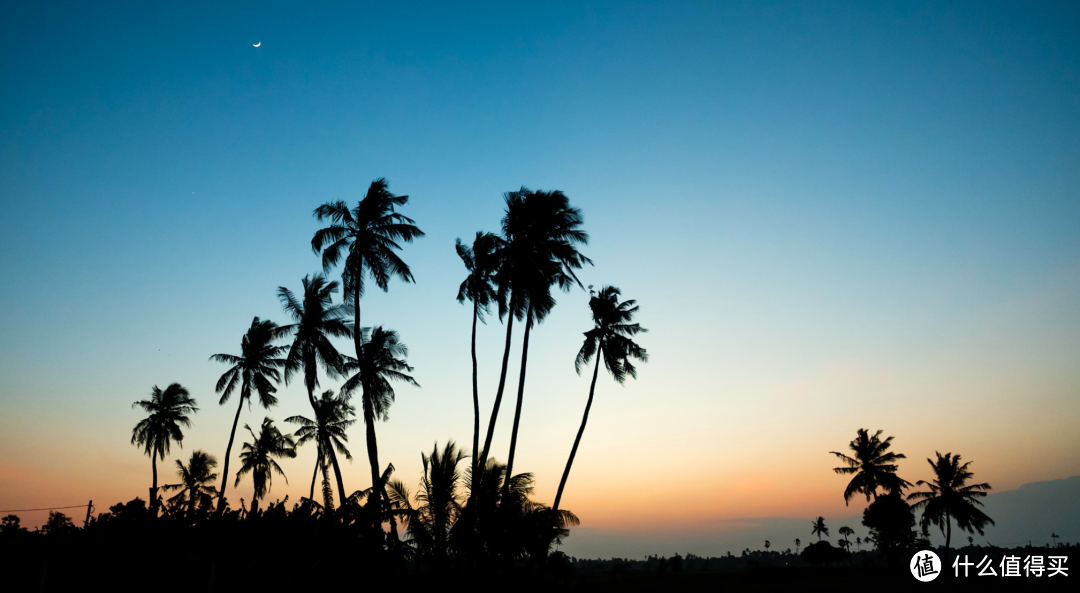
[253,42,261,47]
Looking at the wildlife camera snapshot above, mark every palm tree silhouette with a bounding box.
[286,389,355,510]
[131,383,197,515]
[907,452,994,553]
[387,440,468,566]
[209,317,288,512]
[812,517,829,541]
[553,286,646,512]
[795,538,801,553]
[497,188,591,498]
[455,232,503,493]
[278,274,351,501]
[839,526,854,550]
[830,428,912,504]
[341,326,419,531]
[161,450,218,520]
[234,417,297,508]
[1051,533,1060,548]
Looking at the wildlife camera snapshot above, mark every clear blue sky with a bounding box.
[2,1,1078,552]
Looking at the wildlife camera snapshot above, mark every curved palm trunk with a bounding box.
[216,394,246,513]
[553,350,602,511]
[310,454,320,503]
[502,302,534,497]
[479,312,515,465]
[327,443,347,509]
[470,300,480,489]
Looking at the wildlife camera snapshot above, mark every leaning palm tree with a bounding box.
[553,286,647,512]
[286,389,355,510]
[812,517,829,541]
[907,452,994,553]
[209,317,288,512]
[234,417,297,508]
[131,383,198,515]
[341,326,419,527]
[830,428,912,504]
[161,450,219,520]
[455,232,503,491]
[278,274,351,501]
[497,188,591,498]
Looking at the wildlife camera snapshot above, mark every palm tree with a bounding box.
[161,450,219,520]
[497,188,591,498]
[387,441,468,566]
[907,452,994,553]
[553,286,646,511]
[765,540,770,551]
[278,274,351,501]
[839,526,854,550]
[209,317,288,512]
[234,417,297,508]
[830,428,912,504]
[795,538,801,554]
[341,326,419,529]
[812,517,829,541]
[455,232,503,491]
[286,389,355,510]
[131,383,197,515]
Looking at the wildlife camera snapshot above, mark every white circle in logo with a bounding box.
[910,550,942,582]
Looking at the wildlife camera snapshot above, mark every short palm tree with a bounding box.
[234,417,297,508]
[162,450,219,520]
[387,440,468,566]
[553,286,646,512]
[286,389,355,510]
[830,428,912,504]
[278,274,351,501]
[812,517,829,541]
[131,383,197,514]
[209,317,288,512]
[907,452,994,552]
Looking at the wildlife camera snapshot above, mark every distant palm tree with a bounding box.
[131,383,197,515]
[497,188,591,498]
[856,536,862,551]
[209,317,288,512]
[839,526,854,551]
[765,540,770,551]
[387,441,468,566]
[162,450,219,520]
[795,538,801,553]
[455,232,503,492]
[553,286,647,512]
[830,428,912,504]
[968,536,974,546]
[341,326,419,531]
[286,389,355,510]
[907,452,994,553]
[278,274,351,501]
[812,517,829,541]
[1051,533,1060,548]
[234,417,297,508]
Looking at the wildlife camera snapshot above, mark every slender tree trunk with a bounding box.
[479,312,515,464]
[502,302,533,497]
[553,349,602,511]
[216,394,246,513]
[150,452,158,516]
[470,300,480,489]
[327,442,347,508]
[945,510,952,555]
[364,398,383,524]
[310,453,319,503]
[322,459,334,510]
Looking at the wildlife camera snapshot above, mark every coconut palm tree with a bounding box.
[907,452,994,553]
[161,450,219,520]
[497,188,591,498]
[131,383,197,515]
[341,326,419,530]
[278,274,351,500]
[839,526,854,550]
[812,517,829,541]
[455,232,503,490]
[387,441,468,566]
[552,286,646,512]
[234,417,296,508]
[830,428,912,505]
[209,317,288,512]
[795,538,801,553]
[286,389,355,510]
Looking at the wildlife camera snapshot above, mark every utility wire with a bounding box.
[0,505,89,513]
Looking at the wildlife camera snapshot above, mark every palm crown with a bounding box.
[235,417,297,505]
[131,383,197,512]
[286,389,355,508]
[831,428,912,504]
[278,274,352,402]
[162,450,219,518]
[907,452,993,550]
[456,231,503,321]
[210,317,288,409]
[341,327,420,422]
[575,286,648,383]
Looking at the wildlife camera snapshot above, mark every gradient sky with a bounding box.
[2,1,1079,553]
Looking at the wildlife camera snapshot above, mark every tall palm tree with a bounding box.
[497,188,591,498]
[341,326,419,526]
[286,389,355,510]
[209,317,288,512]
[455,232,502,491]
[131,383,197,515]
[278,274,351,501]
[234,417,297,508]
[812,517,829,541]
[162,450,219,520]
[907,452,994,553]
[830,428,912,505]
[553,286,646,512]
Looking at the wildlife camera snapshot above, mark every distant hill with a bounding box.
[970,475,1080,548]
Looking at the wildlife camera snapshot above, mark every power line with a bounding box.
[0,505,89,513]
